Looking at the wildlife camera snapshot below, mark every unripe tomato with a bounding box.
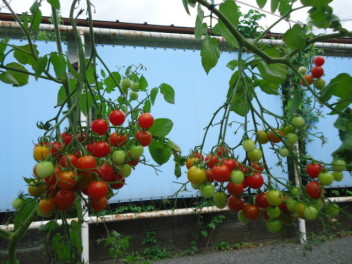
[33,145,50,161]
[187,166,206,184]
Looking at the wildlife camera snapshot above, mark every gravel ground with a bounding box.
[152,236,352,264]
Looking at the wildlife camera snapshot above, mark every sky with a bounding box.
[1,0,352,33]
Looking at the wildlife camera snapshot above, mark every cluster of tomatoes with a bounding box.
[299,56,326,90]
[27,111,155,216]
[186,135,345,233]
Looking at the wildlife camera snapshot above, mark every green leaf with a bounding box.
[148,139,172,165]
[256,79,280,95]
[5,62,29,87]
[39,220,61,232]
[47,0,60,9]
[57,86,66,105]
[219,0,240,25]
[226,60,238,71]
[327,73,352,100]
[213,22,238,49]
[257,0,267,8]
[139,75,148,91]
[283,24,307,51]
[70,221,83,254]
[229,81,252,117]
[201,37,220,74]
[30,9,42,32]
[195,5,207,39]
[32,56,48,80]
[257,61,287,84]
[271,0,279,13]
[149,118,174,137]
[14,198,37,231]
[308,6,333,28]
[0,38,9,56]
[143,100,151,113]
[0,72,19,85]
[279,0,291,16]
[300,0,332,7]
[160,83,175,104]
[81,92,94,117]
[52,233,71,261]
[104,71,121,93]
[50,53,67,80]
[182,0,195,15]
[14,44,38,65]
[87,64,96,84]
[150,87,159,105]
[287,89,304,116]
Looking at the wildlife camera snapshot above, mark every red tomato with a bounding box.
[138,113,154,129]
[246,172,264,189]
[90,141,111,157]
[314,56,325,66]
[109,110,126,126]
[306,163,324,178]
[227,196,244,211]
[227,182,244,197]
[38,198,57,216]
[61,132,73,146]
[205,169,215,182]
[59,154,78,168]
[223,159,239,171]
[306,181,322,199]
[91,197,108,211]
[51,142,63,156]
[76,156,97,170]
[205,154,219,169]
[242,204,260,220]
[97,163,115,182]
[311,66,324,78]
[110,173,125,189]
[110,132,128,147]
[55,189,75,210]
[45,166,60,185]
[255,192,270,208]
[216,146,229,158]
[87,181,109,199]
[135,131,152,146]
[212,164,231,182]
[57,171,77,190]
[251,163,264,172]
[91,119,109,135]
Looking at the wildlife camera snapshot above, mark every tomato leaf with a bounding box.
[139,75,148,91]
[143,100,151,113]
[279,0,292,16]
[301,0,332,7]
[70,220,83,254]
[226,60,238,71]
[14,198,37,231]
[104,71,121,93]
[283,24,307,51]
[30,8,42,32]
[32,56,48,80]
[287,89,304,116]
[5,62,29,87]
[14,44,39,66]
[39,220,61,232]
[47,0,60,9]
[256,79,280,95]
[0,72,19,85]
[182,0,195,15]
[149,139,172,165]
[149,118,174,137]
[201,37,220,74]
[271,0,279,13]
[160,83,175,104]
[50,53,67,80]
[195,4,207,40]
[256,0,267,8]
[52,233,71,261]
[150,87,159,105]
[81,92,94,117]
[327,73,352,100]
[308,6,333,29]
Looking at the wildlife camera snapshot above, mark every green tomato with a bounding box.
[266,206,281,219]
[119,164,132,177]
[312,199,325,210]
[131,82,140,92]
[292,116,306,128]
[325,203,340,217]
[12,197,24,210]
[281,125,294,135]
[286,198,298,212]
[303,206,319,221]
[279,148,289,157]
[213,191,227,209]
[248,148,263,162]
[290,187,301,197]
[266,219,283,233]
[230,170,245,184]
[314,78,326,90]
[298,66,307,74]
[333,171,344,182]
[129,91,139,101]
[191,183,201,190]
[200,184,215,199]
[242,139,256,152]
[112,150,127,165]
[36,161,55,178]
[237,211,250,224]
[121,78,131,89]
[286,133,298,145]
[318,172,334,186]
[266,190,283,207]
[128,145,144,159]
[332,159,346,172]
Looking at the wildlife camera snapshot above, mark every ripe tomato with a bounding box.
[97,163,114,182]
[91,197,108,211]
[246,172,264,189]
[138,113,154,129]
[61,132,73,146]
[306,181,322,199]
[212,164,231,182]
[33,144,50,161]
[109,110,126,126]
[55,189,75,210]
[135,131,152,146]
[76,156,97,170]
[186,157,200,169]
[91,119,109,135]
[227,182,244,197]
[227,196,244,211]
[187,166,206,184]
[87,181,109,199]
[314,56,325,66]
[38,198,57,216]
[90,141,111,157]
[57,171,77,190]
[215,146,229,158]
[251,163,264,172]
[60,154,79,168]
[311,66,324,78]
[242,204,260,220]
[110,132,128,147]
[205,169,215,182]
[306,163,324,178]
[45,166,60,185]
[50,142,63,157]
[205,154,219,169]
[223,158,239,171]
[110,173,125,189]
[255,192,270,208]
[301,74,314,86]
[267,129,284,143]
[77,172,95,189]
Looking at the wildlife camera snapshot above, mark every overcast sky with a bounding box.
[2,0,352,33]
